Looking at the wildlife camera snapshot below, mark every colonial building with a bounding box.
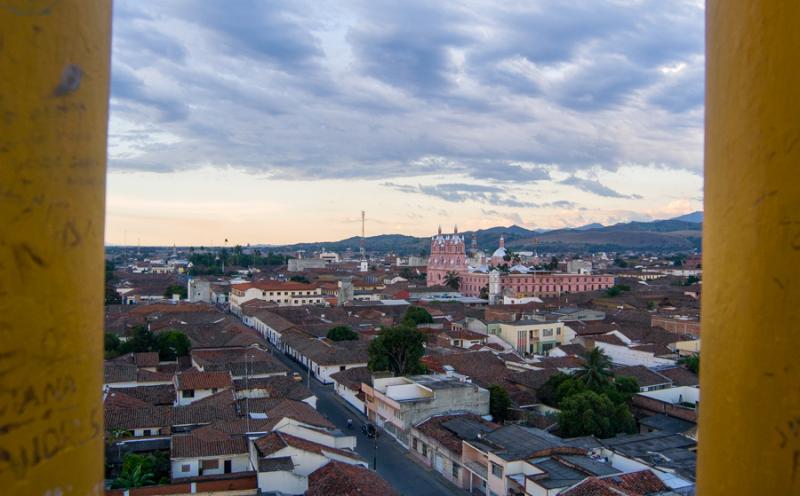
[426,227,615,300]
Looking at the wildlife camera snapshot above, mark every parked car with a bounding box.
[362,423,377,438]
[292,372,303,382]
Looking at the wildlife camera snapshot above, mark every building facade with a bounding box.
[426,228,615,299]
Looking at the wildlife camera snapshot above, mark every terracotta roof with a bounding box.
[553,343,587,356]
[561,470,669,495]
[110,385,176,406]
[280,328,370,366]
[231,281,318,292]
[176,370,233,390]
[254,432,364,462]
[307,460,398,496]
[258,399,335,431]
[657,366,699,387]
[134,352,160,367]
[329,366,373,391]
[104,390,151,409]
[613,366,672,388]
[171,429,249,458]
[233,376,314,402]
[414,413,497,456]
[105,405,171,430]
[191,347,289,377]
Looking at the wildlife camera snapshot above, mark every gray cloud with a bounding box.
[109,0,705,183]
[560,176,642,199]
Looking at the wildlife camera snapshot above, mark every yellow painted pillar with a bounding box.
[701,1,800,494]
[0,1,111,494]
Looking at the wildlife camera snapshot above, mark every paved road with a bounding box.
[263,344,466,496]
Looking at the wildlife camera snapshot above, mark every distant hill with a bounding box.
[574,222,604,231]
[507,219,702,252]
[670,211,704,223]
[269,217,702,255]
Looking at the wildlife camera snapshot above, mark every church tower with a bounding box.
[426,226,467,287]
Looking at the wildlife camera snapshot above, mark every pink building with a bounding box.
[427,228,615,298]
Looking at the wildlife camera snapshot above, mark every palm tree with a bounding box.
[444,271,461,290]
[576,347,613,390]
[113,464,155,489]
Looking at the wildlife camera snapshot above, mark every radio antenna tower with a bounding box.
[360,210,366,259]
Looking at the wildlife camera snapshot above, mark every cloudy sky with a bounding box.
[107,0,705,246]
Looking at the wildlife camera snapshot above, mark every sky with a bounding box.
[106,0,705,246]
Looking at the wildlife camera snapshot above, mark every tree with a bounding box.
[558,390,636,438]
[488,384,512,423]
[112,452,169,489]
[444,271,461,290]
[105,333,122,359]
[549,256,560,270]
[155,330,191,360]
[121,325,157,354]
[327,325,358,341]
[684,275,701,285]
[105,260,122,305]
[402,306,433,327]
[479,285,489,300]
[399,267,414,279]
[575,348,613,390]
[163,284,187,300]
[679,355,700,374]
[613,257,628,268]
[290,275,310,284]
[368,325,426,375]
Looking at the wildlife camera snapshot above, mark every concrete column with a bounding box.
[700,2,800,494]
[0,1,111,494]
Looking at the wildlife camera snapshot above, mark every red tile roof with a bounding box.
[231,281,319,292]
[561,470,669,496]
[176,370,233,390]
[307,460,398,496]
[254,432,364,462]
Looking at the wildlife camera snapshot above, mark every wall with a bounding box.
[257,470,307,495]
[171,455,251,479]
[333,381,366,414]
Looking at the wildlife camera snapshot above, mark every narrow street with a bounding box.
[260,338,467,496]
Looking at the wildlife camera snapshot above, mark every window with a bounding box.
[413,438,418,450]
[422,443,428,457]
[491,462,503,477]
[340,365,346,371]
[452,463,460,478]
[181,464,191,473]
[201,459,219,470]
[556,328,561,335]
[211,388,218,393]
[543,329,553,337]
[182,389,194,398]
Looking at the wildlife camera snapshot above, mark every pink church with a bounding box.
[426,227,615,299]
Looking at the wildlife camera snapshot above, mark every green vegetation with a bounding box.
[683,275,701,285]
[613,257,628,268]
[368,324,426,376]
[105,326,191,361]
[444,270,461,290]
[479,285,489,300]
[488,384,512,423]
[605,284,631,297]
[290,275,310,283]
[105,260,122,305]
[111,452,170,489]
[327,325,358,341]
[163,283,187,300]
[402,306,434,327]
[188,248,291,275]
[538,348,638,438]
[558,391,636,438]
[679,354,700,374]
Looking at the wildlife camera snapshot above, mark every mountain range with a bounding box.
[269,212,704,255]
